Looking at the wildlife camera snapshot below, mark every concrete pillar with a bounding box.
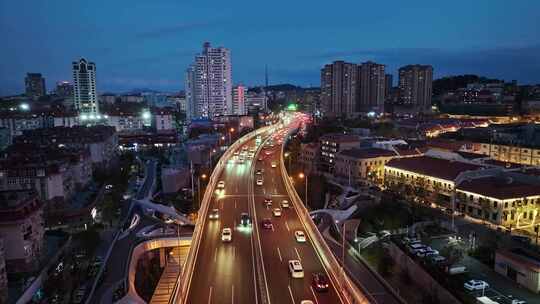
[159,248,166,268]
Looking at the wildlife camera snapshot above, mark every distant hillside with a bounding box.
[249,84,303,93]
[433,75,503,95]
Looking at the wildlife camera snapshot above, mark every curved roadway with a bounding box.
[184,124,344,304]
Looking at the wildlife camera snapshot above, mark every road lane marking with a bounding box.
[232,284,235,304]
[309,286,320,304]
[285,221,290,231]
[277,247,282,262]
[294,247,302,261]
[234,200,237,209]
[287,285,295,304]
[233,246,236,260]
[214,248,217,263]
[208,286,213,304]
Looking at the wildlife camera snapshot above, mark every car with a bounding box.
[416,248,439,257]
[281,200,290,208]
[288,260,304,278]
[256,179,263,186]
[271,161,277,168]
[261,218,273,229]
[407,243,427,254]
[233,152,239,156]
[221,228,232,242]
[511,235,531,244]
[217,181,225,189]
[300,301,314,304]
[311,273,329,292]
[272,208,282,217]
[256,169,263,175]
[264,198,273,208]
[209,209,219,219]
[240,213,252,226]
[463,279,489,291]
[378,230,391,239]
[295,230,306,242]
[258,157,264,161]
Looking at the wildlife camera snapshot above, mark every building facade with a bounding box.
[320,61,357,117]
[398,64,433,112]
[298,143,320,174]
[232,85,247,115]
[357,61,385,113]
[495,248,540,294]
[72,58,99,117]
[334,148,396,185]
[185,42,232,120]
[25,73,46,99]
[0,190,44,273]
[320,133,361,172]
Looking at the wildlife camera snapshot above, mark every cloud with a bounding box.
[135,22,216,39]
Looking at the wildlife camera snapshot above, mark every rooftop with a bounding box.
[497,248,540,272]
[386,156,483,181]
[457,176,540,200]
[339,148,396,159]
[320,133,361,143]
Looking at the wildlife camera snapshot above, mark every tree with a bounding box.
[75,227,101,255]
[440,245,464,265]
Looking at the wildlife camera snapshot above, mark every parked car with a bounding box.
[464,279,489,291]
[407,243,427,254]
[447,265,467,275]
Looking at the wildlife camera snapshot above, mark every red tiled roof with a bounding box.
[457,176,540,200]
[386,156,483,181]
[339,148,396,159]
[427,139,472,151]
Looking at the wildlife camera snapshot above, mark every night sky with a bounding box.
[1,0,539,95]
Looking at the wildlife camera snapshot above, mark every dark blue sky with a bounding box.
[1,0,539,95]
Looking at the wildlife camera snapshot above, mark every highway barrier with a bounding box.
[171,125,277,304]
[280,124,374,304]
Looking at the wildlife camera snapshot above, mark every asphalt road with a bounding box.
[184,125,344,304]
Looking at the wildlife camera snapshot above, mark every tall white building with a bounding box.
[232,85,247,115]
[185,42,232,120]
[72,58,99,118]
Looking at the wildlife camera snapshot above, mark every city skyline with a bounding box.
[1,0,540,95]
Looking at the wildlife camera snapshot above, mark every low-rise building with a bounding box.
[334,148,396,184]
[152,108,175,133]
[298,143,320,174]
[455,174,540,228]
[14,126,117,167]
[384,156,484,204]
[0,190,44,273]
[320,133,361,172]
[0,111,45,138]
[465,142,540,166]
[0,128,11,151]
[495,248,540,294]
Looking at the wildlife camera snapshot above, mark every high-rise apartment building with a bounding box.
[320,61,357,117]
[232,85,247,115]
[72,58,99,118]
[25,73,46,99]
[185,42,232,120]
[384,74,393,98]
[398,64,433,111]
[55,81,74,98]
[357,61,385,113]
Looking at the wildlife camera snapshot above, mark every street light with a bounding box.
[228,128,235,144]
[284,152,291,171]
[298,172,308,209]
[197,174,207,209]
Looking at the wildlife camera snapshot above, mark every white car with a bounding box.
[295,230,306,242]
[256,179,264,186]
[272,208,282,217]
[463,280,489,291]
[288,260,304,278]
[281,200,290,208]
[221,228,232,242]
[217,181,225,189]
[271,162,277,168]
